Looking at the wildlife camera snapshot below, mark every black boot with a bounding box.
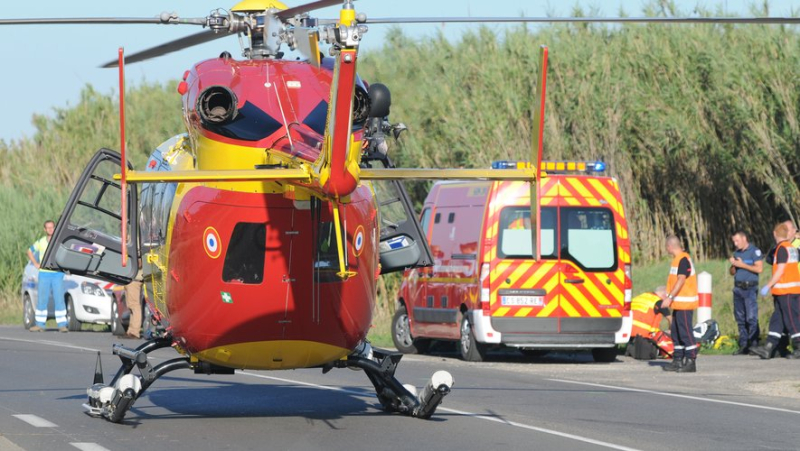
[662,357,683,372]
[677,357,696,373]
[750,342,776,360]
[787,341,800,360]
[732,347,749,355]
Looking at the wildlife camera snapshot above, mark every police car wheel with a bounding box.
[111,299,124,336]
[459,315,486,362]
[22,293,34,330]
[65,295,82,331]
[392,304,421,354]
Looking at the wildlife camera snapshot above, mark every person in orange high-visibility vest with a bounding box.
[661,235,699,373]
[751,222,800,360]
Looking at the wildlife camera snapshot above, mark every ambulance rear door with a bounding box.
[556,177,626,339]
[489,181,561,340]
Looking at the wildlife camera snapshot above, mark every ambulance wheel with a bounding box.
[592,347,618,363]
[392,304,425,354]
[459,315,486,362]
[23,293,35,330]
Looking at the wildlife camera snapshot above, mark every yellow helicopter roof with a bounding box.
[231,0,288,12]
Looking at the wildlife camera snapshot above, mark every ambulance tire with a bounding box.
[392,304,426,354]
[459,315,487,362]
[592,347,618,363]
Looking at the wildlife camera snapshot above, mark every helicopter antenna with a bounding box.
[530,46,548,262]
[118,47,128,268]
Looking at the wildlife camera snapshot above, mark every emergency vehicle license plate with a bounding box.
[501,295,544,306]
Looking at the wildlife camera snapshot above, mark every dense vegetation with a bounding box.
[1,11,798,344]
[362,18,800,263]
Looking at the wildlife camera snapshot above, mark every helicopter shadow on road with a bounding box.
[123,374,426,426]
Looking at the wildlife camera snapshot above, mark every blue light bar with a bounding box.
[491,161,519,169]
[590,161,606,172]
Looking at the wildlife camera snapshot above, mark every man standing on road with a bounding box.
[729,230,763,355]
[763,220,798,356]
[123,259,144,340]
[661,235,699,373]
[25,220,68,333]
[751,223,800,360]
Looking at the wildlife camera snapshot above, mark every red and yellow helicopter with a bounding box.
[5,0,797,423]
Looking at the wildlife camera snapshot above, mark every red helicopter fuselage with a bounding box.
[140,56,379,370]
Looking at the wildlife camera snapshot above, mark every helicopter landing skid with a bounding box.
[83,337,192,423]
[327,344,454,419]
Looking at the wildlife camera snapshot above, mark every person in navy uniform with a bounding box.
[728,230,763,355]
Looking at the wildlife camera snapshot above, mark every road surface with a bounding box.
[0,326,798,451]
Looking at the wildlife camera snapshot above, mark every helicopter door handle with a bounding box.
[565,278,584,284]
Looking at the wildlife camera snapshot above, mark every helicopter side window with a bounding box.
[223,223,267,284]
[314,221,342,283]
[158,183,177,245]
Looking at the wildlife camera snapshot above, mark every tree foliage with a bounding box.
[360,19,800,262]
[1,13,799,315]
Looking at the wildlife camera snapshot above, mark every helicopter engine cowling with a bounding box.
[197,86,238,126]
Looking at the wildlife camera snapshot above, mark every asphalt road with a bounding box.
[0,326,798,451]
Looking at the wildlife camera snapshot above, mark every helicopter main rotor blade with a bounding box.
[0,16,206,26]
[276,0,342,20]
[100,30,227,68]
[350,16,800,25]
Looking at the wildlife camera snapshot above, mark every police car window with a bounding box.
[561,208,616,271]
[497,207,557,259]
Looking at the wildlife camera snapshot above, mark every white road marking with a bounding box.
[0,336,100,353]
[12,414,57,428]
[71,443,111,451]
[549,378,800,415]
[238,371,641,451]
[437,406,642,451]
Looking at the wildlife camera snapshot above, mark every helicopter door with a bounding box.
[373,179,434,274]
[41,148,139,285]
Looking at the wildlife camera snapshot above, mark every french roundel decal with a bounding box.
[203,227,222,259]
[353,226,365,257]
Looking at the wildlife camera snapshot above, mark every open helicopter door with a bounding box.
[371,157,434,275]
[41,148,139,285]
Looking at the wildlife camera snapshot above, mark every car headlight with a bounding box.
[81,282,105,297]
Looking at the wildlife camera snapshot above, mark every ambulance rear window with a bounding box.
[561,208,617,271]
[497,207,556,259]
[497,206,616,271]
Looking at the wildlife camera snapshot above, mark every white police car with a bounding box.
[21,263,116,331]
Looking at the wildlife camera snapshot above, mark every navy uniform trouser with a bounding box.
[671,309,697,360]
[733,286,760,348]
[766,294,800,346]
